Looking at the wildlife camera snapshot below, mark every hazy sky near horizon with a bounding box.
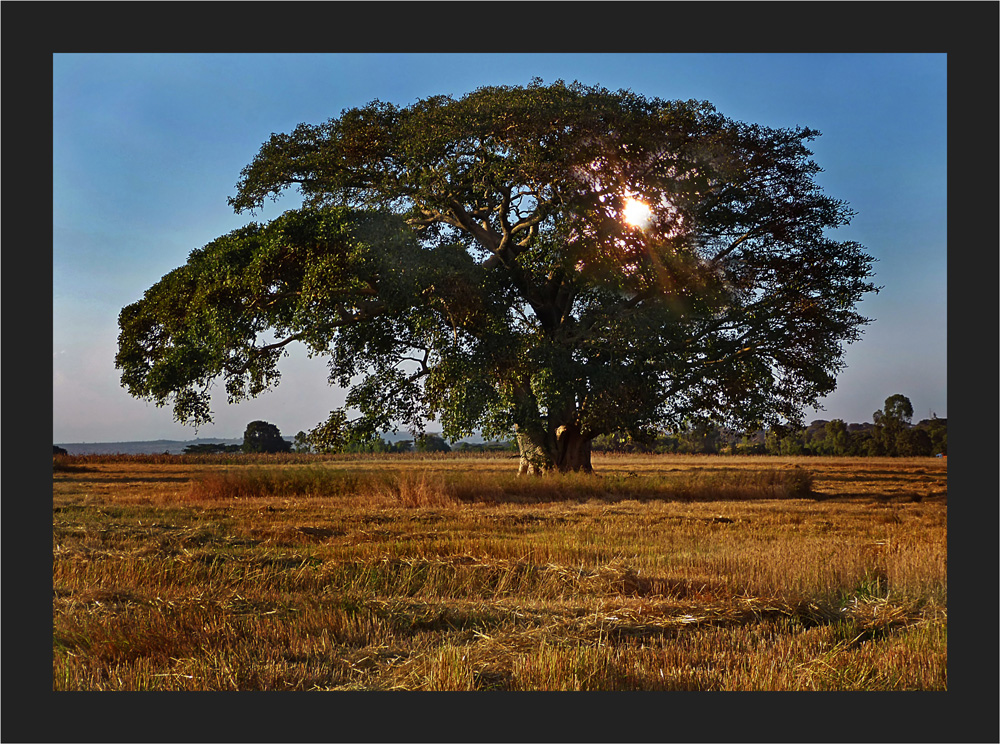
[53,53,947,443]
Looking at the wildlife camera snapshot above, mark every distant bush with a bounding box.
[416,434,451,453]
[182,442,243,454]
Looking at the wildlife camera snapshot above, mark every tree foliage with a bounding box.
[117,80,878,473]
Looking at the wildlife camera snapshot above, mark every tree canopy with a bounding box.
[117,80,878,473]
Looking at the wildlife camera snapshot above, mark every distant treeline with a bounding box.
[284,416,946,458]
[301,434,515,455]
[180,433,515,456]
[61,394,942,460]
[593,417,946,457]
[59,419,944,460]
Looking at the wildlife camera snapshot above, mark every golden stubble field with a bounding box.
[52,452,947,691]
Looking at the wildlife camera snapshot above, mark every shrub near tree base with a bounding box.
[116,81,878,474]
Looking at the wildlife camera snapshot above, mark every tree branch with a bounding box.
[448,199,501,252]
[252,334,303,354]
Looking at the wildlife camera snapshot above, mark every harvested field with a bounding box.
[53,453,946,692]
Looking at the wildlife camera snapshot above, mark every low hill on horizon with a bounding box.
[54,438,245,456]
[53,431,479,455]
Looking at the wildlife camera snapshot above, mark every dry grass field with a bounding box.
[52,452,947,692]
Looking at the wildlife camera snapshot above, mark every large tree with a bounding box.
[117,80,878,474]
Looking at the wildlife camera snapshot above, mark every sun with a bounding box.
[622,197,653,229]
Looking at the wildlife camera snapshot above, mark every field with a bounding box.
[52,452,947,692]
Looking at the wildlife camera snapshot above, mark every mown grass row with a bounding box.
[53,580,946,691]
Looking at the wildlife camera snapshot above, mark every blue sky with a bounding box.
[53,53,947,443]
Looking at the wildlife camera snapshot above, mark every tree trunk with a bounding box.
[515,423,593,475]
[554,423,593,473]
[516,428,550,476]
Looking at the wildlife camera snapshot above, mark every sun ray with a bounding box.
[623,197,653,230]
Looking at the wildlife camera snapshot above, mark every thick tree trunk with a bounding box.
[516,429,550,476]
[554,424,593,473]
[515,423,593,475]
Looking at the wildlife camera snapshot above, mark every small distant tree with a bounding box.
[845,429,881,456]
[765,425,805,455]
[390,439,414,453]
[879,394,914,425]
[242,420,292,453]
[416,434,452,452]
[916,416,947,455]
[822,419,851,456]
[292,431,312,453]
[733,431,767,455]
[675,421,722,454]
[872,394,914,456]
[896,427,933,457]
[801,420,829,454]
[53,445,69,456]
